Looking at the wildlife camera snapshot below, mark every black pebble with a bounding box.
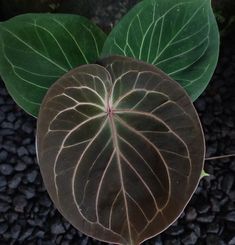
[39,194,52,208]
[8,174,22,189]
[210,197,221,212]
[19,228,34,241]
[221,174,234,194]
[0,176,7,188]
[0,163,13,175]
[166,225,184,236]
[198,203,210,214]
[0,201,10,212]
[17,146,28,157]
[2,143,16,154]
[207,223,220,234]
[2,121,14,129]
[0,129,14,136]
[0,150,8,161]
[13,195,27,212]
[7,112,16,123]
[14,119,22,130]
[27,145,36,155]
[51,222,66,235]
[22,121,34,134]
[34,230,45,238]
[0,223,8,235]
[181,232,198,245]
[230,161,235,171]
[7,212,18,224]
[26,170,38,183]
[22,156,33,165]
[197,214,215,223]
[10,224,21,239]
[0,110,5,123]
[20,186,35,199]
[206,235,225,245]
[185,207,197,221]
[228,236,235,245]
[195,99,206,112]
[14,162,27,171]
[224,211,235,222]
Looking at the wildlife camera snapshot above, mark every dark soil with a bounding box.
[0,2,235,245]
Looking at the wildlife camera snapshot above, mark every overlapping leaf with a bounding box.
[101,0,220,101]
[36,56,205,245]
[0,14,106,116]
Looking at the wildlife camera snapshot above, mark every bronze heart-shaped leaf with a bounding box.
[36,56,205,245]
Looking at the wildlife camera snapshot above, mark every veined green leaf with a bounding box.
[101,0,220,101]
[0,14,106,116]
[37,56,205,245]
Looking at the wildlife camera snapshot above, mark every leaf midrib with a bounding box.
[108,113,133,244]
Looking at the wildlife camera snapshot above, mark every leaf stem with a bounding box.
[205,154,235,161]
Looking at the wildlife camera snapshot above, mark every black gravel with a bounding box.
[0,7,235,245]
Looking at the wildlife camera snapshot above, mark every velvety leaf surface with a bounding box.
[36,56,205,245]
[101,0,220,101]
[0,13,106,116]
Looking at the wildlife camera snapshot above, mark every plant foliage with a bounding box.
[102,0,219,101]
[0,0,220,243]
[0,14,106,116]
[36,56,205,245]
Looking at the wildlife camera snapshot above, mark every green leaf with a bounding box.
[37,56,205,245]
[0,13,106,116]
[101,0,220,101]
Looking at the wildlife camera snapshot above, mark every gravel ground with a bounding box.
[0,4,235,245]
